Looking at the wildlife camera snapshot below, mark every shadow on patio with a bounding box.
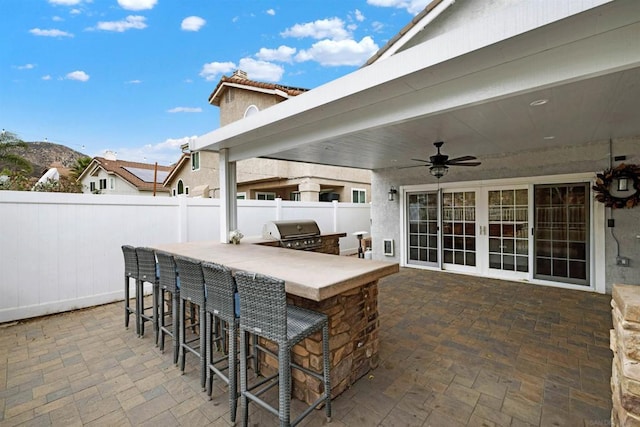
[0,268,612,426]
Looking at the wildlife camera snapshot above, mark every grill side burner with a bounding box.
[262,220,323,251]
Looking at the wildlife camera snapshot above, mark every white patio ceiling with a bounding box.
[193,1,640,171]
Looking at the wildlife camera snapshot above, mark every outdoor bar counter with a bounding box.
[152,240,399,403]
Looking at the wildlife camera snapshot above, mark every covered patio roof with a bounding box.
[192,0,640,171]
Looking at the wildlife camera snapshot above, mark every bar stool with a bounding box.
[156,251,180,365]
[135,247,160,341]
[121,245,140,336]
[202,261,241,424]
[235,271,332,427]
[174,255,207,390]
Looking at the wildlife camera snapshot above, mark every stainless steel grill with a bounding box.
[262,220,323,250]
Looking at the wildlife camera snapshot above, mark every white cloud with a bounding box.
[114,136,192,165]
[52,16,64,22]
[371,21,384,32]
[237,58,283,82]
[199,61,236,81]
[29,28,74,37]
[366,0,430,15]
[354,9,365,22]
[266,9,275,16]
[48,0,82,5]
[66,70,90,81]
[167,107,202,113]
[94,15,146,32]
[70,9,81,15]
[17,64,36,70]
[181,16,206,31]
[126,79,142,84]
[256,45,296,63]
[281,18,350,41]
[42,75,52,80]
[117,0,157,11]
[295,36,379,67]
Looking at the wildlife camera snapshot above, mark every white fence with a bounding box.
[0,191,371,323]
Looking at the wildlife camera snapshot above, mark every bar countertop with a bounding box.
[152,240,399,301]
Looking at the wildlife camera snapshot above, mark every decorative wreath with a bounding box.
[593,163,640,209]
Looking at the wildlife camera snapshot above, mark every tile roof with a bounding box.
[208,71,308,106]
[88,157,173,192]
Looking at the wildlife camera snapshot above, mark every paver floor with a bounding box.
[0,268,612,426]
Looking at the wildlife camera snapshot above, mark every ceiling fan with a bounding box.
[404,141,481,178]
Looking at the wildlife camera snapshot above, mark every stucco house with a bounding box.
[192,0,640,295]
[164,70,372,202]
[78,152,172,196]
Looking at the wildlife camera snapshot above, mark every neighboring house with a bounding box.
[164,70,371,202]
[77,152,172,196]
[192,0,640,295]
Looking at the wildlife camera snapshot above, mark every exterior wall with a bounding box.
[168,151,219,197]
[219,88,281,126]
[371,137,640,294]
[0,191,371,323]
[399,0,610,54]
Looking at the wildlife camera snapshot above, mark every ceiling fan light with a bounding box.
[430,165,448,179]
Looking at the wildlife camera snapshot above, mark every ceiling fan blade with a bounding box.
[449,162,481,167]
[447,155,477,163]
[410,158,431,163]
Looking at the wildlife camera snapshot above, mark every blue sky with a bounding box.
[1,0,428,165]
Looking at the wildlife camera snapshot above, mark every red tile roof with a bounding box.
[208,71,308,106]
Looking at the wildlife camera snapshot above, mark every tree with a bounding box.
[70,156,93,180]
[0,130,32,175]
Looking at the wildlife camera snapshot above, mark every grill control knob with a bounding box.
[286,243,292,248]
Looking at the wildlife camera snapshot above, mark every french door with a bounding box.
[405,181,591,286]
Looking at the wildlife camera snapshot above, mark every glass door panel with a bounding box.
[442,191,476,267]
[407,192,438,266]
[534,183,589,285]
[488,189,529,272]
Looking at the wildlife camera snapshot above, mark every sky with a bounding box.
[1,0,429,166]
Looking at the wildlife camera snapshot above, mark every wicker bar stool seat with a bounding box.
[121,245,141,336]
[135,247,160,341]
[235,271,331,427]
[156,251,181,365]
[174,255,207,390]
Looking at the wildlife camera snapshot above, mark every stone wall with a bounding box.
[258,281,380,405]
[611,284,640,426]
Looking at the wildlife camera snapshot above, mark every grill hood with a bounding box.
[262,220,321,240]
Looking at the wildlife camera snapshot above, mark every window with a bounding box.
[225,88,234,103]
[256,192,276,200]
[89,182,96,192]
[99,179,107,190]
[352,188,366,203]
[191,152,200,171]
[244,105,259,118]
[109,178,115,190]
[290,192,301,201]
[237,192,247,200]
[185,187,189,195]
[177,180,184,195]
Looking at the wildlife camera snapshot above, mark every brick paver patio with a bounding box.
[0,268,612,426]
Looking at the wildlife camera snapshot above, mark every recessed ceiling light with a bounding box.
[543,136,555,140]
[529,99,549,106]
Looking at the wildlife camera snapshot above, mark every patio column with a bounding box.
[219,148,237,243]
[298,181,320,202]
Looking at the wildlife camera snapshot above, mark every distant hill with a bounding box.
[10,141,89,177]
